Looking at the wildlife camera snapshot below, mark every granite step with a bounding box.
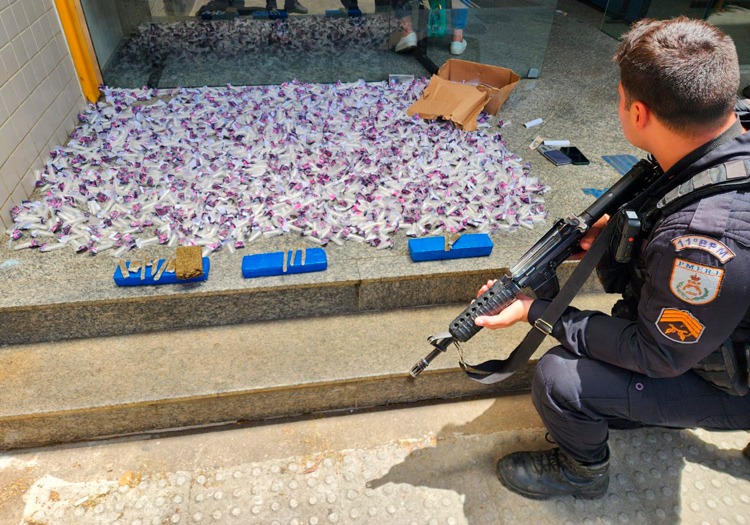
[0,227,601,345]
[0,291,616,450]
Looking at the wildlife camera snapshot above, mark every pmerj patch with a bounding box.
[669,258,724,305]
[670,235,735,263]
[656,307,705,344]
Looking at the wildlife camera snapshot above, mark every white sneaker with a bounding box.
[450,39,467,56]
[395,32,417,53]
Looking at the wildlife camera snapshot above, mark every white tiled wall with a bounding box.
[0,0,87,230]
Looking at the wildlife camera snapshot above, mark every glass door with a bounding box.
[705,1,750,67]
[77,0,557,89]
[600,0,718,39]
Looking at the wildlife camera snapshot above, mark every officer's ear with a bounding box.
[630,100,651,131]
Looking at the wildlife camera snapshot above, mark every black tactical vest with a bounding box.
[654,159,750,394]
[610,159,750,395]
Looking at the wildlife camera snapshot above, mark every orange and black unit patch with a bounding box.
[655,308,705,344]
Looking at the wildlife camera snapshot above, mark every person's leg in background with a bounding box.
[266,0,307,13]
[392,0,418,52]
[449,0,467,55]
[284,0,308,14]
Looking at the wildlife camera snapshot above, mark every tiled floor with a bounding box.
[148,0,380,17]
[5,395,750,524]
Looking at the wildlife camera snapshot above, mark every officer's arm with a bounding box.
[527,216,750,377]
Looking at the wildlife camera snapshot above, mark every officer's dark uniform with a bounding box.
[526,120,750,465]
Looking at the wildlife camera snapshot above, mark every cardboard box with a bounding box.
[439,59,521,115]
[406,75,488,131]
[407,59,520,131]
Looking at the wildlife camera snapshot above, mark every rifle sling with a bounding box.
[460,219,617,384]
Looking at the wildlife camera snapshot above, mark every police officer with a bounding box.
[474,17,750,499]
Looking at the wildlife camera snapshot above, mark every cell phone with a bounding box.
[560,146,590,165]
[538,145,572,166]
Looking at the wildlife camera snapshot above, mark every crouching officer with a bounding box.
[474,16,750,499]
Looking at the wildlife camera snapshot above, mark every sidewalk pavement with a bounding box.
[1,394,748,524]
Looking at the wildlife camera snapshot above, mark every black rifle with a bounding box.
[410,157,662,378]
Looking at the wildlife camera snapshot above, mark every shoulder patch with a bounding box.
[655,308,704,344]
[669,258,724,305]
[670,235,735,263]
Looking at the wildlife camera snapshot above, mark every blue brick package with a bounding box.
[242,248,328,278]
[409,233,493,262]
[114,258,210,286]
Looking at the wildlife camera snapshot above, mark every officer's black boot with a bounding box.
[743,441,750,461]
[496,447,609,500]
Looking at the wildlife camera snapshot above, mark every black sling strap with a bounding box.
[459,152,750,385]
[459,218,617,384]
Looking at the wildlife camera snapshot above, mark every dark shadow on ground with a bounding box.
[367,397,750,524]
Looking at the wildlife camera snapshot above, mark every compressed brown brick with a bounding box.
[175,246,204,279]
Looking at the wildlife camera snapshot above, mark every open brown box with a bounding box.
[407,59,521,131]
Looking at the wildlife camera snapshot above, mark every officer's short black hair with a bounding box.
[614,16,739,136]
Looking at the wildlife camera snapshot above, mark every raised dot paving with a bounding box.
[19,426,749,524]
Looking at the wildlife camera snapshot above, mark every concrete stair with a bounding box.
[0,263,615,448]
[1,233,544,346]
[0,223,615,451]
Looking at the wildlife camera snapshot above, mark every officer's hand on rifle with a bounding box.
[573,214,610,258]
[471,213,610,330]
[473,279,534,330]
[415,159,661,377]
[579,214,610,251]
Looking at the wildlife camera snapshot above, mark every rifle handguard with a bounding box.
[448,276,521,342]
